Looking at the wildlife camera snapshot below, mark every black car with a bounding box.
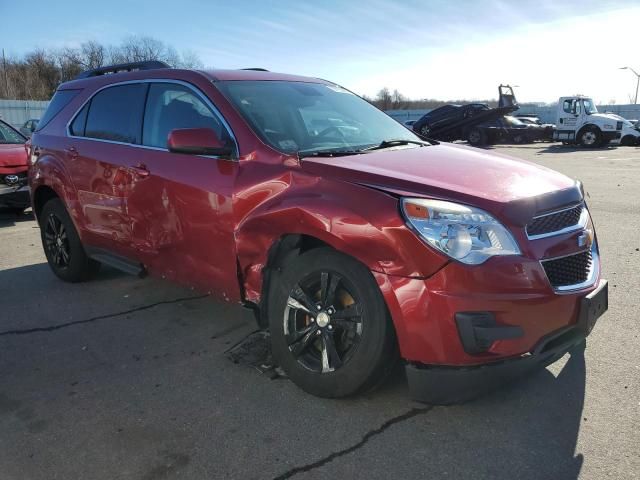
[466,115,553,146]
[412,103,489,140]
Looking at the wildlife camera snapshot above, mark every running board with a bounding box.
[86,247,147,278]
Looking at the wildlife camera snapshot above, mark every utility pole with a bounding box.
[2,49,9,98]
[619,66,640,104]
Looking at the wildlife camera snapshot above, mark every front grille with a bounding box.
[527,204,584,237]
[542,250,593,288]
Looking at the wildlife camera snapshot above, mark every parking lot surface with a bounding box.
[1,143,639,480]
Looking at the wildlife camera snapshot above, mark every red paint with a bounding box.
[29,68,602,367]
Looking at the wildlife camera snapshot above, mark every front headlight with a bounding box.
[401,198,520,265]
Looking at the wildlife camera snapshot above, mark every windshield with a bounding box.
[0,121,26,144]
[216,80,421,155]
[582,98,598,115]
[504,116,525,126]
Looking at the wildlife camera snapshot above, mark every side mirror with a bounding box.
[167,128,233,157]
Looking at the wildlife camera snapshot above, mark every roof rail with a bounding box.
[75,61,171,80]
[241,68,269,72]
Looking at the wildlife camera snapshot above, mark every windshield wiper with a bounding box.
[298,149,364,159]
[360,139,432,152]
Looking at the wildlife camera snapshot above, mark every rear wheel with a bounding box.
[467,127,486,146]
[578,126,602,147]
[40,198,100,282]
[268,248,396,398]
[620,135,636,146]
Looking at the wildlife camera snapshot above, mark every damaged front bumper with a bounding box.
[406,280,608,405]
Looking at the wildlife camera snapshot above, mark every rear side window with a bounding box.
[142,83,227,149]
[36,89,80,131]
[85,84,148,144]
[69,103,89,136]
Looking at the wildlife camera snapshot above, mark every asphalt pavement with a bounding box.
[0,143,638,479]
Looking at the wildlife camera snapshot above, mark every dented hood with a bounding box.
[301,142,575,204]
[301,142,580,225]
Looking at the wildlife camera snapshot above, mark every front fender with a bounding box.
[234,171,448,302]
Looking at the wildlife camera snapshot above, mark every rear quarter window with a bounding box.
[84,84,148,144]
[35,89,80,131]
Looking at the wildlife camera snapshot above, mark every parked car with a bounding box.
[0,119,30,213]
[29,61,608,404]
[514,115,542,125]
[412,103,490,139]
[467,115,554,146]
[19,119,39,138]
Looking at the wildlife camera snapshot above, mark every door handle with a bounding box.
[131,163,150,178]
[65,146,79,159]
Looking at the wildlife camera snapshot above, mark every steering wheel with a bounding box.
[316,126,346,139]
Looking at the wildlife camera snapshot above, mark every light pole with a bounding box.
[619,66,640,104]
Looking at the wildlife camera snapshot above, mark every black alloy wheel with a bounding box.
[44,212,71,268]
[284,270,363,374]
[269,247,396,398]
[40,198,100,282]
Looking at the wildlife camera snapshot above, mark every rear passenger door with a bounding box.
[67,83,148,259]
[128,81,240,301]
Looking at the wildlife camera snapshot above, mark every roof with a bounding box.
[59,66,330,91]
[201,69,328,83]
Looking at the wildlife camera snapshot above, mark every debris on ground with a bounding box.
[224,330,286,379]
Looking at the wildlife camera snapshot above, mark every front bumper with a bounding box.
[405,279,607,404]
[602,131,622,141]
[0,185,30,209]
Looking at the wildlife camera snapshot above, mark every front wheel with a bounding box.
[579,126,602,148]
[268,248,396,398]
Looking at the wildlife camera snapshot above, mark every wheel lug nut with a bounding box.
[328,325,333,330]
[316,330,321,335]
[316,305,322,310]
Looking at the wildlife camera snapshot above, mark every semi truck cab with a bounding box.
[554,95,624,147]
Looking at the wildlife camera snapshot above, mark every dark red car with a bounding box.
[28,62,608,404]
[0,119,30,213]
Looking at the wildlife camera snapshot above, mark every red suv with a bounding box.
[29,61,608,404]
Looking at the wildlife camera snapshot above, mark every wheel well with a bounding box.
[251,234,331,328]
[577,124,601,136]
[33,186,59,220]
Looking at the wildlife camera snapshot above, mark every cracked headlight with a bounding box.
[401,198,520,265]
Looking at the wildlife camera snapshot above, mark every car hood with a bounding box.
[301,143,576,219]
[0,143,28,167]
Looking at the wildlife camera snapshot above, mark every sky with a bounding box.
[1,0,639,104]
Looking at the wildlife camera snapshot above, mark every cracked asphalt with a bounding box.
[1,144,639,480]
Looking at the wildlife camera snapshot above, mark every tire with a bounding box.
[39,198,100,282]
[268,247,397,398]
[601,139,611,147]
[578,126,602,148]
[620,135,636,147]
[467,127,486,146]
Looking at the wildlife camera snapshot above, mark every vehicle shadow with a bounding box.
[0,209,35,227]
[537,144,619,154]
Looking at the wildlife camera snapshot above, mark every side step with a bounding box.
[86,247,147,278]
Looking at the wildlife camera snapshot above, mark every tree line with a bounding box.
[365,87,503,111]
[0,36,203,101]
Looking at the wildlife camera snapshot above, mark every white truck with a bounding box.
[553,95,640,147]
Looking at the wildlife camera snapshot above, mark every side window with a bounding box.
[70,103,89,136]
[36,89,80,131]
[562,100,573,114]
[142,83,227,149]
[85,84,147,144]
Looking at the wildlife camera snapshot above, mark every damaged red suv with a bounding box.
[29,62,608,403]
